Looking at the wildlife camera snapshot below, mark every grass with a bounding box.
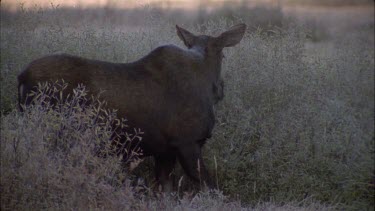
[1,81,332,210]
[1,3,374,210]
[285,0,374,6]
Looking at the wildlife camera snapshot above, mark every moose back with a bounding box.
[18,24,246,191]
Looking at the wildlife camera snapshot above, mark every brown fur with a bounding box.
[18,24,246,191]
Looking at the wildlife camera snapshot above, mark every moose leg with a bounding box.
[176,143,213,189]
[18,82,34,112]
[154,154,176,192]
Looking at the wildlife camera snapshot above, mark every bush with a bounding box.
[0,82,144,210]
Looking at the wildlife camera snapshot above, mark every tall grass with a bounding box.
[285,0,373,6]
[206,24,374,208]
[1,4,374,210]
[1,82,140,210]
[1,82,331,211]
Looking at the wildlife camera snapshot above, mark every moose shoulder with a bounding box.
[18,24,246,191]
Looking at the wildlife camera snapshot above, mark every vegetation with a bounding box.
[1,2,374,210]
[285,0,374,6]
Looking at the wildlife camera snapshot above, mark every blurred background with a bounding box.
[2,0,373,42]
[2,0,374,9]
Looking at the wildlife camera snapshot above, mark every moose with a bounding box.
[18,24,246,191]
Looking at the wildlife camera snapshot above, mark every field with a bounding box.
[1,1,374,210]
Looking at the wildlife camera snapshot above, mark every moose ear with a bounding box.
[215,24,246,48]
[176,25,196,48]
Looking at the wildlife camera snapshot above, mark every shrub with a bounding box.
[0,82,142,210]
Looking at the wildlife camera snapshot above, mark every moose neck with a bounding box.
[203,51,222,84]
[199,51,223,105]
[180,46,219,84]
